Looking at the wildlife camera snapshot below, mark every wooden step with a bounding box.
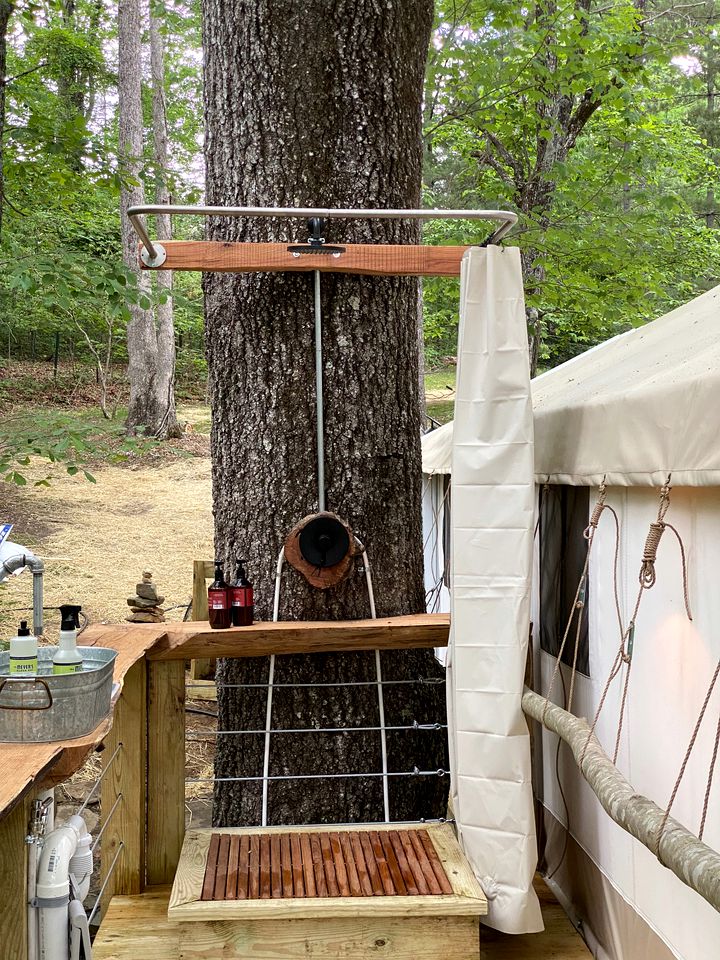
[168,823,485,959]
[92,877,592,960]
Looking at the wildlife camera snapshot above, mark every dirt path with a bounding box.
[0,410,213,640]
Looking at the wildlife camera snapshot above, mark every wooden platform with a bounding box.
[161,823,485,958]
[93,877,591,960]
[171,824,485,921]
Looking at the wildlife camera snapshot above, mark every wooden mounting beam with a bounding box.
[147,613,450,661]
[139,241,468,276]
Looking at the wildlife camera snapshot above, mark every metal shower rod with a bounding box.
[127,204,519,264]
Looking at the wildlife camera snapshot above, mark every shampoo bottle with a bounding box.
[9,620,38,675]
[208,561,231,629]
[53,605,83,675]
[230,560,254,627]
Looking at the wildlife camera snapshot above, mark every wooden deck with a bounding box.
[93,877,590,960]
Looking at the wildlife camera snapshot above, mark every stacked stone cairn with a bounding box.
[126,570,166,623]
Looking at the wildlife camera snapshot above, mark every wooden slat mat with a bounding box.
[201,829,454,901]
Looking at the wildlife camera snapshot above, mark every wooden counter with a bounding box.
[0,614,450,821]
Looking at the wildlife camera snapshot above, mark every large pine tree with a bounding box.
[202,0,447,826]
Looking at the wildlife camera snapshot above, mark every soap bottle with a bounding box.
[53,605,83,675]
[9,620,38,675]
[208,561,230,629]
[230,560,254,627]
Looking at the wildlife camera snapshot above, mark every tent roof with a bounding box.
[422,284,720,486]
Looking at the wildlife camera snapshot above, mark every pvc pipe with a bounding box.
[28,839,39,960]
[37,816,91,960]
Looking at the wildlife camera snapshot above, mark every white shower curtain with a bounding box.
[446,245,543,934]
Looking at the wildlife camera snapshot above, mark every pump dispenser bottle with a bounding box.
[9,620,38,675]
[208,561,231,629]
[230,560,254,627]
[53,605,83,675]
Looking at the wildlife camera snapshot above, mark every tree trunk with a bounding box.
[149,0,180,438]
[203,0,446,827]
[120,0,178,436]
[0,0,14,238]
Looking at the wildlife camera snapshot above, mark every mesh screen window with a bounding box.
[539,485,591,678]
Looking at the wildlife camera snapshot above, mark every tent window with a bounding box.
[539,485,590,677]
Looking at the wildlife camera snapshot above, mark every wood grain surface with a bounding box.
[139,241,470,276]
[170,824,486,921]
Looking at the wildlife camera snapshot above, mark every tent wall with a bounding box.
[532,484,720,960]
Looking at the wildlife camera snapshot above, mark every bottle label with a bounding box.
[210,599,227,610]
[231,587,248,607]
[53,662,83,675]
[9,657,38,675]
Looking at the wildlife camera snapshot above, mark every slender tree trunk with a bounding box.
[149,0,180,438]
[119,0,160,433]
[204,0,446,827]
[0,0,14,238]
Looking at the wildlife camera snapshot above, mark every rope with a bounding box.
[699,705,720,840]
[582,477,694,765]
[657,658,720,851]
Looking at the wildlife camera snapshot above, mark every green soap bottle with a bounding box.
[53,605,83,675]
[9,620,38,675]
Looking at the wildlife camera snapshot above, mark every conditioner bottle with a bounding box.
[208,561,231,629]
[230,560,254,627]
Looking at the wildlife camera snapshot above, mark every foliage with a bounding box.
[423,0,720,367]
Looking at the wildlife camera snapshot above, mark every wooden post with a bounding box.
[147,659,186,884]
[0,794,31,960]
[100,660,147,910]
[190,559,214,681]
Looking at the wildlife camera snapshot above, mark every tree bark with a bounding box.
[203,0,446,827]
[0,0,14,238]
[149,0,180,438]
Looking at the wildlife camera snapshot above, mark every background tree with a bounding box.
[203,0,448,826]
[423,0,720,372]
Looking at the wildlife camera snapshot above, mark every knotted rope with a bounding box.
[581,477,693,766]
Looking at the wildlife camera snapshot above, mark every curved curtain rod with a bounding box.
[127,204,518,264]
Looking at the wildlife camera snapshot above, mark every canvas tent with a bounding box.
[423,283,720,959]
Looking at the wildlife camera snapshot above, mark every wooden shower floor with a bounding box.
[93,877,590,959]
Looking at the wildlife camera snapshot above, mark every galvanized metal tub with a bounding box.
[0,646,117,742]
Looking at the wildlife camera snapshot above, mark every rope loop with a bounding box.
[584,477,608,540]
[639,520,665,589]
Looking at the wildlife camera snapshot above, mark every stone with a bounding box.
[136,582,159,601]
[127,595,165,608]
[130,605,164,614]
[142,570,153,582]
[126,611,165,623]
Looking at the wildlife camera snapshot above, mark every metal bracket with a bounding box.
[140,242,167,268]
